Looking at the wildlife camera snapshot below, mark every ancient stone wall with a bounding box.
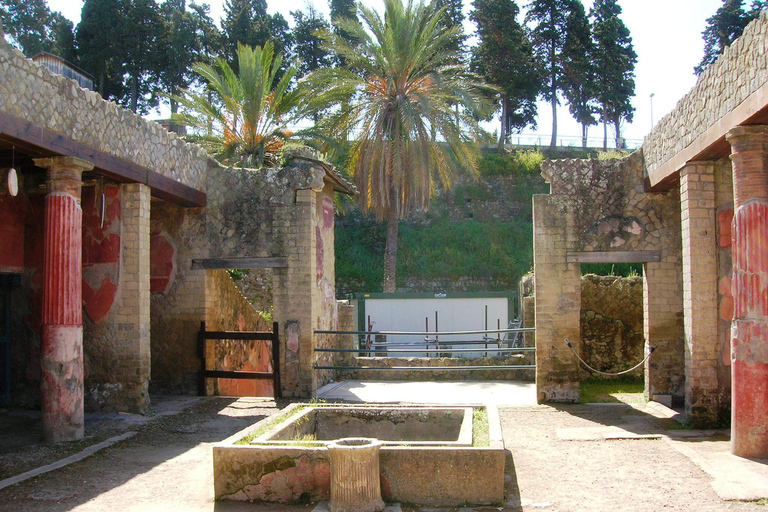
[533,151,683,403]
[644,12,768,175]
[580,275,643,379]
[0,39,209,190]
[205,269,272,397]
[151,156,345,397]
[335,356,534,382]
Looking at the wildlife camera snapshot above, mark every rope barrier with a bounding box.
[564,338,656,377]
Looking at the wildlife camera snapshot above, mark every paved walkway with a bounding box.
[316,380,537,406]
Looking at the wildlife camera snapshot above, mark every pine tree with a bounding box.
[562,0,596,148]
[222,0,271,68]
[121,0,164,113]
[434,0,466,56]
[524,0,580,150]
[590,0,636,149]
[76,0,126,101]
[329,0,358,66]
[0,0,75,58]
[291,5,332,78]
[695,0,767,75]
[470,0,540,146]
[158,0,214,116]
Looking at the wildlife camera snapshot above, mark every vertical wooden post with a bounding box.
[272,321,282,399]
[197,321,206,396]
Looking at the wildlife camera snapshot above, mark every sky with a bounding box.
[45,0,725,148]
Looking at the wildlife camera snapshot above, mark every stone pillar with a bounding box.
[34,156,93,442]
[533,196,581,403]
[643,259,684,406]
[679,163,720,426]
[273,188,318,398]
[114,183,151,413]
[725,125,768,458]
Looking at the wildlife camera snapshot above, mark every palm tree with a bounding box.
[171,41,305,167]
[306,0,494,292]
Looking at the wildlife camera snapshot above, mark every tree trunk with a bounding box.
[549,38,557,151]
[498,95,508,149]
[382,201,399,294]
[550,95,557,150]
[614,121,622,149]
[130,74,138,113]
[581,123,588,149]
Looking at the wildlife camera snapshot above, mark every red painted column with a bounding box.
[33,157,94,442]
[725,126,768,458]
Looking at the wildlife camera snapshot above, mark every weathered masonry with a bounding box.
[533,12,768,458]
[0,32,352,442]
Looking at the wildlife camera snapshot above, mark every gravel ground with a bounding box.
[0,398,764,512]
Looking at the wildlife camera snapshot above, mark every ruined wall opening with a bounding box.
[578,265,645,391]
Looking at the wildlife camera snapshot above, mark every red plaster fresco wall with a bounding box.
[0,191,25,272]
[206,269,272,397]
[81,185,121,323]
[150,230,175,294]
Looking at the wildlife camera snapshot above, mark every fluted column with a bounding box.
[34,156,94,442]
[328,438,385,512]
[725,126,768,458]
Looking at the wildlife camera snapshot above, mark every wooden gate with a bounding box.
[198,321,281,399]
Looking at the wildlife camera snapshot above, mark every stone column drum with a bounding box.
[327,438,385,512]
[725,126,768,458]
[34,157,93,443]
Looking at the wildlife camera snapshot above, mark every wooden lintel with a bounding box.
[201,331,275,341]
[203,370,274,380]
[566,250,661,264]
[0,110,206,207]
[191,257,288,270]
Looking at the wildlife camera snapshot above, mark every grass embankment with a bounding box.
[336,149,549,294]
[580,377,645,404]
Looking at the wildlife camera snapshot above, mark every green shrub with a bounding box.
[478,149,544,177]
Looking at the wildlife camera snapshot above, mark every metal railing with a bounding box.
[312,326,535,371]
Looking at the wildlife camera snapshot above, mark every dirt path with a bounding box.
[0,398,764,512]
[0,397,312,512]
[500,404,764,512]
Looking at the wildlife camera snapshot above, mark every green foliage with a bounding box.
[335,211,533,294]
[596,149,629,160]
[172,41,306,168]
[290,5,332,79]
[580,376,645,404]
[398,218,532,282]
[306,0,495,292]
[227,268,250,281]
[473,407,490,447]
[470,0,540,142]
[525,0,582,148]
[562,0,597,146]
[0,0,75,58]
[696,0,766,75]
[590,0,637,147]
[236,406,305,445]
[478,149,544,177]
[581,263,643,277]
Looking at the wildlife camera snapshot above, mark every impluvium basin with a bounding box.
[212,404,505,507]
